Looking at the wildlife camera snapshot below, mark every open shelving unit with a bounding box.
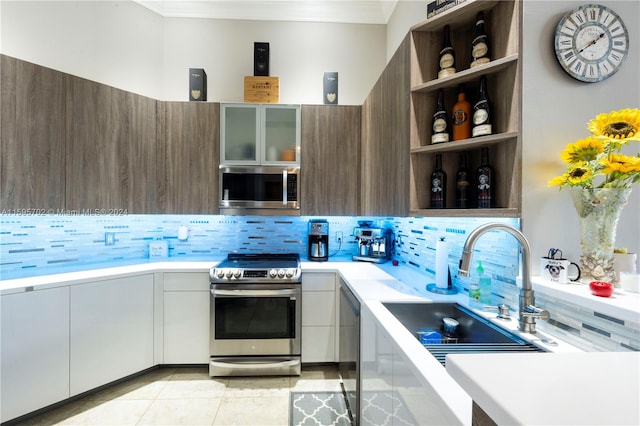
[409,0,522,217]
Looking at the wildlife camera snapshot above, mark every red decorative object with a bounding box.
[589,281,613,297]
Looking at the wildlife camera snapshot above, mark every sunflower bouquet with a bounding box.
[549,108,640,189]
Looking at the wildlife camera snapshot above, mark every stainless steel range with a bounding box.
[209,253,302,377]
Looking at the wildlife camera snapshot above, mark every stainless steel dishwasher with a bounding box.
[339,278,360,425]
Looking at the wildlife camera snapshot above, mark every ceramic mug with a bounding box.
[541,257,581,283]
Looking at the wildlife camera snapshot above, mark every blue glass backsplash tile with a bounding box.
[0,214,520,286]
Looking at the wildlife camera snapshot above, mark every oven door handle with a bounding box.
[211,288,299,297]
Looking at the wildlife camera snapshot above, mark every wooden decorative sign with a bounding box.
[244,76,280,103]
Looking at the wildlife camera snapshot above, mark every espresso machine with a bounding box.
[353,225,394,263]
[308,219,329,261]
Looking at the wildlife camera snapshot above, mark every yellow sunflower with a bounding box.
[587,108,640,141]
[601,154,640,174]
[550,109,640,189]
[560,137,604,164]
[549,165,594,187]
[548,174,568,187]
[566,165,594,186]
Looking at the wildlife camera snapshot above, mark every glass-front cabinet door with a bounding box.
[262,105,300,164]
[220,103,300,165]
[221,104,260,164]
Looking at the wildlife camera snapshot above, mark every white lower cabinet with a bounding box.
[70,275,154,396]
[301,272,337,363]
[163,272,210,364]
[0,287,70,423]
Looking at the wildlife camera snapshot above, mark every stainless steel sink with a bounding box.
[382,302,544,365]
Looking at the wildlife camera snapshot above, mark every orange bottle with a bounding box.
[451,84,471,141]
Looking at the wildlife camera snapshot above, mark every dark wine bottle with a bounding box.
[451,84,471,141]
[472,76,492,137]
[438,25,456,79]
[476,147,495,208]
[455,152,470,208]
[431,154,447,209]
[431,89,450,144]
[470,11,490,68]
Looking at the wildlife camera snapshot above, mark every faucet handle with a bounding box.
[523,305,550,321]
[484,304,511,320]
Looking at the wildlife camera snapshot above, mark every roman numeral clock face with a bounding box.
[554,3,629,82]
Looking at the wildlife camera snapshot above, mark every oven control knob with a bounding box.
[233,270,242,279]
[269,269,278,278]
[216,269,225,279]
[225,270,233,279]
[286,269,294,278]
[278,269,285,278]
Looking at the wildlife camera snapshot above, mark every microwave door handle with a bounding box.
[282,170,287,205]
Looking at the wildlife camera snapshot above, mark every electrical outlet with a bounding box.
[335,231,343,243]
[104,232,116,246]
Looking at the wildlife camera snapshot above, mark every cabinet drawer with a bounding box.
[164,272,210,291]
[302,272,336,291]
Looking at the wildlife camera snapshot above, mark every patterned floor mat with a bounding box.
[289,391,353,426]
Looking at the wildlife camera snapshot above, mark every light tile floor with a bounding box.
[15,365,343,426]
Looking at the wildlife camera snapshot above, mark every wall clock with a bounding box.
[554,3,629,83]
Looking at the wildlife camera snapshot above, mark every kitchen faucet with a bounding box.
[459,223,550,334]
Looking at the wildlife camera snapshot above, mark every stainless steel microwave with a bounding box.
[219,166,300,215]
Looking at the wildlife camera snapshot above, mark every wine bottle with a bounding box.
[431,154,447,209]
[472,76,492,137]
[431,89,450,144]
[476,147,495,208]
[455,152,470,208]
[438,25,456,79]
[470,11,490,68]
[451,84,471,141]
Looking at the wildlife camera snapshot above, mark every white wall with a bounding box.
[385,0,425,59]
[0,1,164,99]
[522,0,640,260]
[160,18,386,104]
[0,1,386,105]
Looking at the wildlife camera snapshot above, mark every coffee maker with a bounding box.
[353,225,394,263]
[308,219,329,261]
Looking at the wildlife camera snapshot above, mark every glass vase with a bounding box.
[570,188,632,283]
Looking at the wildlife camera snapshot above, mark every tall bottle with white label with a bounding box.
[431,89,450,144]
[472,76,492,137]
[438,25,456,79]
[470,11,490,68]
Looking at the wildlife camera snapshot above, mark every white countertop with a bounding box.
[0,261,218,295]
[446,351,640,425]
[532,276,640,324]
